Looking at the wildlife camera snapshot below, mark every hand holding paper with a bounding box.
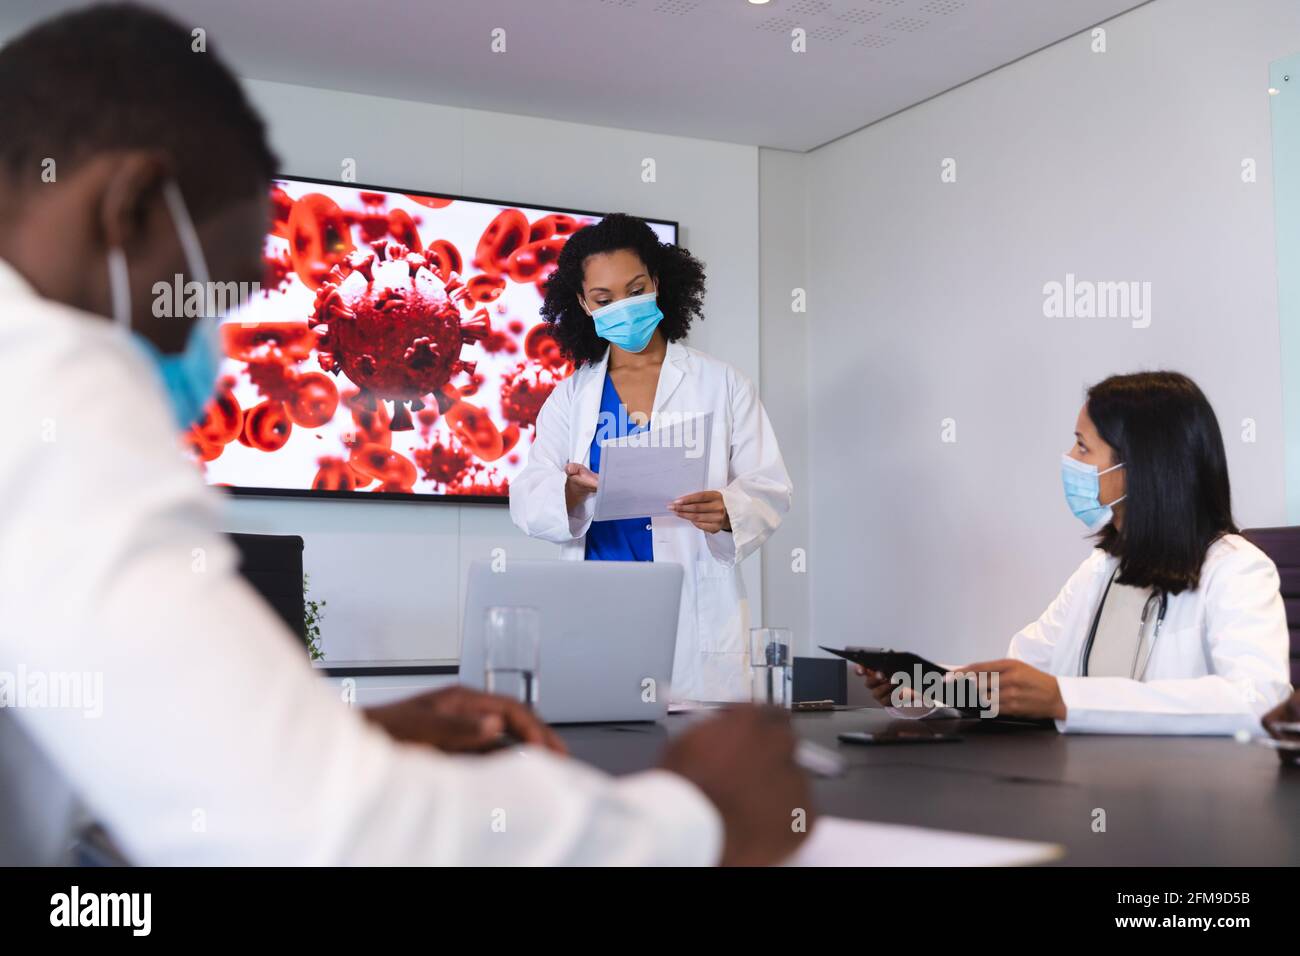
[563,461,599,513]
[592,412,713,521]
[668,490,731,533]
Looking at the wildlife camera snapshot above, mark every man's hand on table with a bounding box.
[364,686,567,755]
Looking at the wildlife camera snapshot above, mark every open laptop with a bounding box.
[459,559,683,723]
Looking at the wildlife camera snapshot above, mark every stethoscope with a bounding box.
[1078,567,1168,679]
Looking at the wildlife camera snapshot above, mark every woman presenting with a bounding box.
[510,213,791,703]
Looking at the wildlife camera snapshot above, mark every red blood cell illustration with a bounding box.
[505,238,564,286]
[413,435,473,486]
[222,322,318,364]
[287,371,340,428]
[350,443,417,491]
[507,319,525,335]
[443,398,504,461]
[500,362,560,429]
[424,239,462,282]
[194,382,243,448]
[191,437,223,462]
[406,193,453,209]
[465,274,506,304]
[500,422,521,456]
[528,213,582,243]
[473,209,529,278]
[313,456,369,491]
[310,241,490,431]
[267,185,293,239]
[524,324,567,372]
[387,209,423,252]
[288,193,355,290]
[242,400,293,452]
[269,186,294,239]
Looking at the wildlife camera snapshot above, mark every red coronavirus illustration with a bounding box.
[191,181,613,497]
[414,435,474,486]
[500,362,561,429]
[310,240,490,431]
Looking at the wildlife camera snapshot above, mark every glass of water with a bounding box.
[750,627,793,708]
[484,606,541,708]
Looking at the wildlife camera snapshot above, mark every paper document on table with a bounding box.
[592,412,712,521]
[785,816,1063,867]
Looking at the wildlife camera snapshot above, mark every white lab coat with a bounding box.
[0,259,721,865]
[510,341,792,703]
[1010,535,1293,735]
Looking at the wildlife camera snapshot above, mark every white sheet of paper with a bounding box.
[784,815,1063,867]
[592,413,712,521]
[666,701,728,714]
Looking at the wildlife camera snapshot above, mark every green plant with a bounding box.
[304,573,326,662]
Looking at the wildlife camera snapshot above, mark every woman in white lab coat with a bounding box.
[510,214,791,703]
[861,371,1292,734]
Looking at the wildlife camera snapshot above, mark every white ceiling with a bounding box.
[0,0,1151,151]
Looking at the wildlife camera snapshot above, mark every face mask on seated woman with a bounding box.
[1060,455,1125,533]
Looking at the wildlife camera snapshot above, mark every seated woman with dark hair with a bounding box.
[860,371,1292,734]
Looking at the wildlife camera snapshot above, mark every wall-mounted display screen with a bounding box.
[188,175,677,502]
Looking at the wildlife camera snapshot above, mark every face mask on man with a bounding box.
[588,290,664,353]
[108,180,221,430]
[1060,454,1126,532]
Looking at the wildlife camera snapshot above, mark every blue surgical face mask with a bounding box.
[1061,454,1126,532]
[588,291,663,354]
[109,181,220,430]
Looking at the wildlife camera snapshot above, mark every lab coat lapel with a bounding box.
[651,341,689,418]
[571,348,610,465]
[0,259,36,300]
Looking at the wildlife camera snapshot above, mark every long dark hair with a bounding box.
[539,213,707,365]
[1088,371,1237,594]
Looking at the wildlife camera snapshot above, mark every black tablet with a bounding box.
[822,645,980,717]
[819,645,950,682]
[823,646,1057,726]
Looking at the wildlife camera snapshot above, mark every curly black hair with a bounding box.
[539,212,706,365]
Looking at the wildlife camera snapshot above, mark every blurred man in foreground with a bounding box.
[0,3,810,865]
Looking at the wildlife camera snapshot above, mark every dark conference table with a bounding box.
[556,707,1300,865]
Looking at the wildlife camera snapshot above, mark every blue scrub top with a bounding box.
[585,373,654,562]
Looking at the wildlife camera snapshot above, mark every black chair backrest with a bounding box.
[1241,527,1300,685]
[228,532,306,645]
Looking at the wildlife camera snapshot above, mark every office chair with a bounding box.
[1241,526,1300,684]
[228,532,307,646]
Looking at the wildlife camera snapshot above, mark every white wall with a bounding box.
[787,0,1300,667]
[223,79,762,667]
[758,149,811,654]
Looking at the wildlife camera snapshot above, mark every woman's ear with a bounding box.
[576,292,590,317]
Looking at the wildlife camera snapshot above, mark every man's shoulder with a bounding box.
[2,294,146,392]
[1,294,176,457]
